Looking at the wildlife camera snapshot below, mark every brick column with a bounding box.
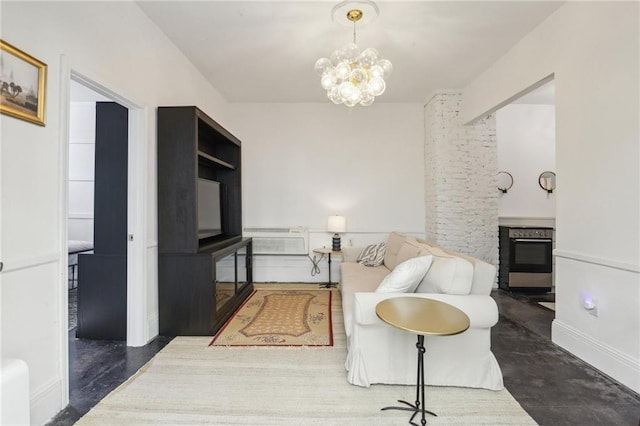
[424,92,498,267]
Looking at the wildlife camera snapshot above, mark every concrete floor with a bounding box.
[46,331,172,425]
[47,289,640,425]
[491,290,640,425]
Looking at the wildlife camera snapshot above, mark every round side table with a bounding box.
[376,297,470,426]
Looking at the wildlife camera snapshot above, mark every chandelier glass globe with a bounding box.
[315,43,392,107]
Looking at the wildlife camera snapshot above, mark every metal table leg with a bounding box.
[382,334,436,425]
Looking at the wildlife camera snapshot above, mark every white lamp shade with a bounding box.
[327,215,346,233]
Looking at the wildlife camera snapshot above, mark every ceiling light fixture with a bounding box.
[315,0,392,107]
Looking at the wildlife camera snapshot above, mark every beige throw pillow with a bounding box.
[375,256,433,293]
[415,245,474,295]
[394,239,431,267]
[383,232,409,270]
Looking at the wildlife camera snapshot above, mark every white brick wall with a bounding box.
[424,92,498,267]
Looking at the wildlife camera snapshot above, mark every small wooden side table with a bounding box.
[376,297,470,426]
[312,247,341,288]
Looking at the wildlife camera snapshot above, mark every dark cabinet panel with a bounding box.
[157,107,198,254]
[159,253,214,336]
[159,239,253,336]
[77,254,127,340]
[93,102,128,255]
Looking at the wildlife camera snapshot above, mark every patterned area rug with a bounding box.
[210,289,333,346]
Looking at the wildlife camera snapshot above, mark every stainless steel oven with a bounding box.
[499,226,553,291]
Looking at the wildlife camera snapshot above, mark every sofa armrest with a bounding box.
[353,292,499,329]
[341,246,364,263]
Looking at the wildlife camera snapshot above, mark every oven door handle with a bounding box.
[513,238,553,243]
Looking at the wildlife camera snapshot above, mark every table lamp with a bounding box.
[327,215,346,251]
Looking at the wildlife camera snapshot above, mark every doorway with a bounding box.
[68,91,129,340]
[495,77,557,311]
[63,71,148,348]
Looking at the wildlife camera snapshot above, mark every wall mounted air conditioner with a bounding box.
[243,227,309,255]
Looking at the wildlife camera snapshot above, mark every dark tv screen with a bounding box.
[197,178,222,239]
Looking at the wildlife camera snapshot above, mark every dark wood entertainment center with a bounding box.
[157,106,253,336]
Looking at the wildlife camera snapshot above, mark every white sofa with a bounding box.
[339,232,504,390]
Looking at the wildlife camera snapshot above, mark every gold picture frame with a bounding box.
[0,40,47,126]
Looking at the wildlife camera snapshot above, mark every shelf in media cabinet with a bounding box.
[197,151,236,170]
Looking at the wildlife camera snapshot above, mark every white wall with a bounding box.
[0,2,231,424]
[225,102,425,282]
[462,2,640,392]
[68,102,96,242]
[496,104,556,219]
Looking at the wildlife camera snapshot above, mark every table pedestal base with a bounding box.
[382,335,436,426]
[311,249,338,288]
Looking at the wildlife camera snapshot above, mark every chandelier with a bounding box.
[315,1,392,107]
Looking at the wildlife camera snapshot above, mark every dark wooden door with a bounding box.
[94,102,128,254]
[77,102,128,340]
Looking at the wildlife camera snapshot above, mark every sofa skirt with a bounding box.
[346,324,504,390]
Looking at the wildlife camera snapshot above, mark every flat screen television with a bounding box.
[197,178,222,239]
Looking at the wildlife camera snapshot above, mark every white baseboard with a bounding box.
[30,377,64,426]
[147,313,159,342]
[552,319,640,393]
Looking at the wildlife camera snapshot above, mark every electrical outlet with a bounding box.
[581,293,598,317]
[583,298,598,317]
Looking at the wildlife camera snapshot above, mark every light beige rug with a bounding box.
[77,285,537,425]
[538,302,556,311]
[211,289,332,346]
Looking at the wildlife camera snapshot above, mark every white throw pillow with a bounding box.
[415,246,474,295]
[375,256,433,293]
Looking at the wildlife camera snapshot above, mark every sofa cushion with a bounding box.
[437,247,497,295]
[413,238,496,295]
[415,245,474,295]
[357,242,386,267]
[383,232,408,270]
[395,238,431,266]
[375,256,433,293]
[340,262,390,337]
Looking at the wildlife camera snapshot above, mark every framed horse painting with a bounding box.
[0,40,47,126]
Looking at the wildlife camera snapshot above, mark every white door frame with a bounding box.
[58,55,150,404]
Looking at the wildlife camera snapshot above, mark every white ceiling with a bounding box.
[136,1,564,104]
